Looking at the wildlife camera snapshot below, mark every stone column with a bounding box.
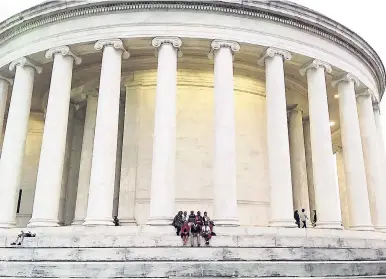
[118,84,141,225]
[357,89,386,230]
[28,46,81,227]
[332,73,373,230]
[84,39,129,226]
[373,104,386,221]
[288,106,311,223]
[335,147,350,229]
[208,40,240,226]
[0,77,12,134]
[0,57,42,228]
[65,107,84,225]
[257,48,294,227]
[299,59,342,229]
[113,100,125,217]
[147,37,181,226]
[58,104,76,225]
[303,118,316,215]
[72,94,98,225]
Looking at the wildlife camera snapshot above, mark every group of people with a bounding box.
[294,209,317,228]
[172,210,216,246]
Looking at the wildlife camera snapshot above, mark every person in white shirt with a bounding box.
[299,208,308,228]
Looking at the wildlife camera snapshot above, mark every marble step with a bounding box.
[1,278,386,279]
[0,277,385,279]
[1,247,386,262]
[1,234,385,249]
[1,261,386,278]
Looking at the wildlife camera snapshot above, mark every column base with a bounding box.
[374,225,386,232]
[119,218,137,226]
[269,219,297,228]
[349,225,374,231]
[316,221,343,230]
[147,216,173,226]
[213,217,240,227]
[71,219,84,226]
[83,217,114,226]
[27,218,60,227]
[0,221,16,228]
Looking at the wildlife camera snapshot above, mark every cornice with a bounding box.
[0,1,383,96]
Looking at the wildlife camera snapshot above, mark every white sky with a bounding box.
[1,0,386,117]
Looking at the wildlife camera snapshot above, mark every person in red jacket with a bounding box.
[180,221,190,245]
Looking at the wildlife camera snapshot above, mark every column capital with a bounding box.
[299,59,332,76]
[331,73,360,88]
[80,91,98,100]
[45,46,82,65]
[356,88,373,99]
[0,76,13,85]
[208,40,240,59]
[94,39,130,59]
[257,47,291,66]
[9,57,42,74]
[287,104,303,115]
[152,37,183,58]
[152,37,182,48]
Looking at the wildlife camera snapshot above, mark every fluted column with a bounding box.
[0,57,42,228]
[357,89,386,230]
[84,39,129,226]
[288,106,311,224]
[72,94,98,225]
[147,37,181,226]
[208,40,240,226]
[332,73,373,230]
[118,84,141,225]
[0,77,12,135]
[258,48,294,227]
[299,59,342,229]
[28,46,81,227]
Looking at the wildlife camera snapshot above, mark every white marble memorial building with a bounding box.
[0,0,385,232]
[3,1,386,278]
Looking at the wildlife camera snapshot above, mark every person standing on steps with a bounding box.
[299,208,308,228]
[294,210,300,228]
[312,210,317,227]
[113,216,120,226]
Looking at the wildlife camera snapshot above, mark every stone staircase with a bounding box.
[1,226,386,278]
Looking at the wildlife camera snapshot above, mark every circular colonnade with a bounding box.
[0,0,384,232]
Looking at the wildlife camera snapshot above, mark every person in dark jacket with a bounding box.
[113,216,120,226]
[312,210,317,227]
[187,210,196,225]
[294,210,300,228]
[196,211,203,226]
[172,211,184,235]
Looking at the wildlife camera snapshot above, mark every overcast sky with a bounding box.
[1,0,385,114]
